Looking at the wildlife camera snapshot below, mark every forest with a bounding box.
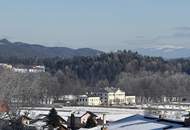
[1,50,190,104]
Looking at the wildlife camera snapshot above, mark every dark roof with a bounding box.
[82,111,97,118]
[57,115,67,123]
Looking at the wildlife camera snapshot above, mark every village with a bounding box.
[2,101,190,130]
[2,83,190,130]
[0,63,45,73]
[2,63,190,129]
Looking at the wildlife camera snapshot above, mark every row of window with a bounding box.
[77,98,100,102]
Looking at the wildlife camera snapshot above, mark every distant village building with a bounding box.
[28,65,45,73]
[77,95,101,106]
[94,87,126,105]
[0,63,12,70]
[11,95,54,105]
[77,87,136,106]
[39,97,54,105]
[87,97,101,106]
[56,95,77,105]
[12,67,28,73]
[126,96,136,105]
[12,65,45,73]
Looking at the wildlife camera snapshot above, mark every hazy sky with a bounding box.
[0,0,190,51]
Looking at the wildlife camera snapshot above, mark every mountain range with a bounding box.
[1,39,190,59]
[0,39,102,58]
[133,46,190,59]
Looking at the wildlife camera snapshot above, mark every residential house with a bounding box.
[18,115,32,126]
[67,111,98,129]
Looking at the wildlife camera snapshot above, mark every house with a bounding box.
[87,97,101,106]
[58,95,77,101]
[0,100,9,113]
[12,67,28,73]
[28,65,45,73]
[12,65,45,73]
[126,96,136,105]
[77,95,88,106]
[39,97,54,104]
[94,87,126,105]
[77,95,101,106]
[55,95,77,105]
[67,111,98,129]
[18,115,32,126]
[0,63,12,70]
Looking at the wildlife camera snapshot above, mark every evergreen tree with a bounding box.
[46,108,61,128]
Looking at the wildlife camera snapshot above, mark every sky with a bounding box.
[0,0,190,51]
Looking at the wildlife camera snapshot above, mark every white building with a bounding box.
[126,96,136,104]
[94,87,126,105]
[28,65,45,73]
[12,65,45,73]
[87,97,101,106]
[0,63,12,70]
[12,67,28,73]
[77,95,101,106]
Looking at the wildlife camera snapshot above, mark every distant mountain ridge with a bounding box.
[0,39,103,58]
[134,47,190,59]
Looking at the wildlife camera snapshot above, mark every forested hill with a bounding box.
[0,39,102,58]
[2,49,190,98]
[43,50,190,97]
[45,50,190,83]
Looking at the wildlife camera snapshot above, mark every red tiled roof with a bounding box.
[0,100,9,112]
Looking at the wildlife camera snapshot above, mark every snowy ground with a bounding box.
[20,106,190,130]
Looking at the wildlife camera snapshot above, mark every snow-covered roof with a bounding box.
[81,114,190,130]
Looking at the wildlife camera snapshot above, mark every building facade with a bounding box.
[77,95,101,106]
[126,96,136,104]
[94,87,126,105]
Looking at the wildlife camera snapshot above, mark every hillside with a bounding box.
[0,39,103,58]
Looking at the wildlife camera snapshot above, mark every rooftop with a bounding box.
[80,114,190,130]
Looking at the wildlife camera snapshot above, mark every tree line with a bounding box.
[1,50,190,104]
